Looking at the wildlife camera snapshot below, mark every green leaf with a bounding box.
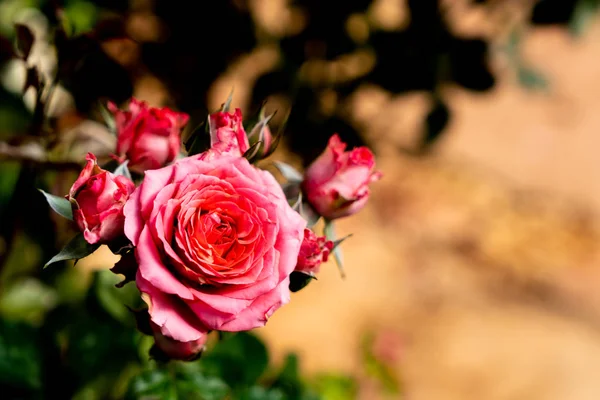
[0,162,20,209]
[185,119,211,156]
[63,1,98,35]
[331,234,352,251]
[272,161,303,183]
[62,307,140,384]
[243,140,263,163]
[126,366,230,400]
[310,374,357,400]
[39,189,73,220]
[200,332,269,388]
[268,353,321,400]
[94,269,143,325]
[113,160,132,181]
[239,386,286,400]
[53,265,93,304]
[262,109,288,158]
[247,112,274,141]
[44,233,101,269]
[282,182,301,205]
[72,374,116,400]
[0,318,42,392]
[176,366,230,400]
[299,201,321,228]
[99,101,117,135]
[277,353,300,381]
[0,278,58,325]
[1,231,42,284]
[323,221,346,279]
[126,369,174,400]
[289,271,315,293]
[291,191,303,212]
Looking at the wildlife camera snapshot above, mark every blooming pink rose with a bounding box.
[68,153,135,245]
[208,108,250,157]
[109,98,189,173]
[123,154,306,343]
[295,229,333,276]
[302,134,382,220]
[149,320,207,361]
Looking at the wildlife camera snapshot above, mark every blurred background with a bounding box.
[3,0,600,399]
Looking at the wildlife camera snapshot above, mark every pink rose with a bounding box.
[68,153,135,245]
[295,229,333,276]
[109,98,189,173]
[149,320,207,361]
[208,108,250,157]
[302,134,382,220]
[123,154,306,344]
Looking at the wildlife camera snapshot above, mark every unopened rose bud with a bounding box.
[208,108,250,157]
[246,114,277,161]
[302,134,382,220]
[150,322,208,361]
[68,153,135,245]
[109,98,189,173]
[295,228,333,276]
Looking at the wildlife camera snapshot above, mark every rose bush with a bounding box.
[109,98,189,173]
[302,134,383,220]
[68,153,135,245]
[123,153,306,345]
[40,95,382,371]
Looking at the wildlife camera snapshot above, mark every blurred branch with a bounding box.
[0,141,81,170]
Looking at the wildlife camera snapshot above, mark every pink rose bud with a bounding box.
[150,322,208,361]
[208,108,250,157]
[302,134,382,220]
[109,98,189,173]
[259,124,273,155]
[68,153,135,245]
[246,113,277,161]
[295,228,333,276]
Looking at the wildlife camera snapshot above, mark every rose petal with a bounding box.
[124,186,143,245]
[218,276,292,331]
[137,226,194,300]
[137,271,207,342]
[96,208,124,243]
[139,165,177,221]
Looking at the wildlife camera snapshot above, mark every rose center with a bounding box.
[191,211,237,259]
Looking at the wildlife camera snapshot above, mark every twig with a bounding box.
[0,141,81,170]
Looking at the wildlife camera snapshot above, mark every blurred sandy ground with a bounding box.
[79,3,600,399]
[257,12,600,400]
